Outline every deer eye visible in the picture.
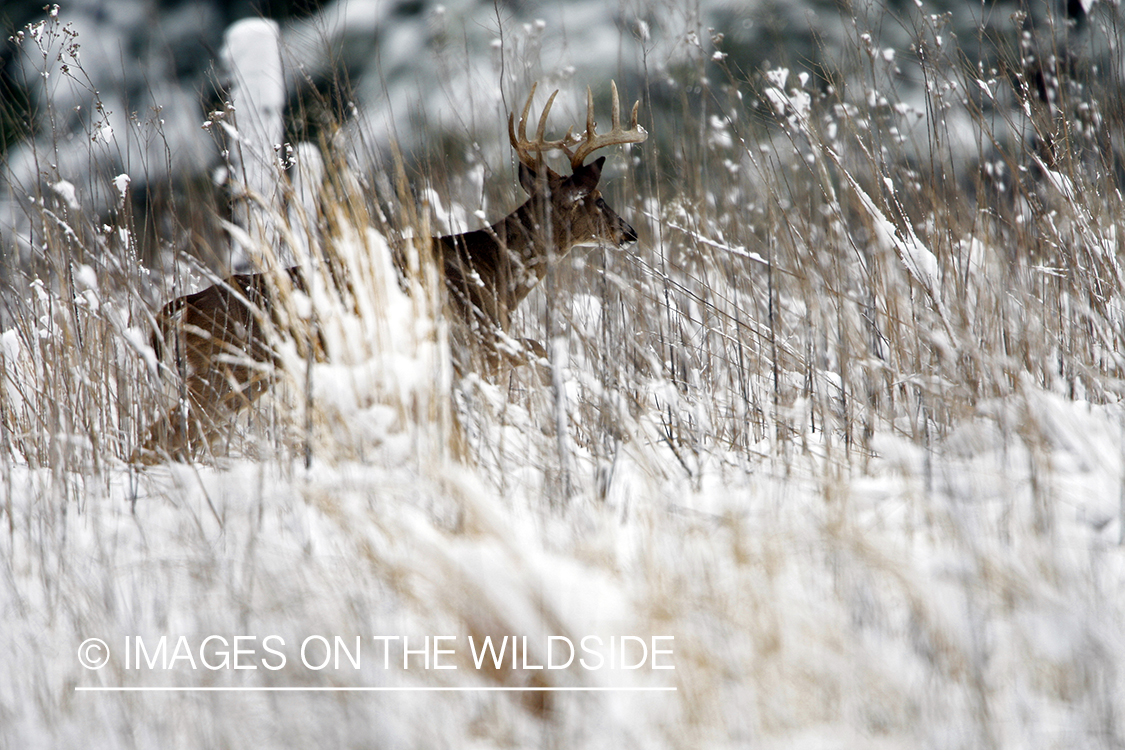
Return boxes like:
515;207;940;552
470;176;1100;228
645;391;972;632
595;197;607;209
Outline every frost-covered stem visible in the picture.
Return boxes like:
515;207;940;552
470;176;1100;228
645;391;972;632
1;345;9;539
1120;413;1125;546
550;334;572;504
304;322;315;470
766;212;781;449
542;219;572;504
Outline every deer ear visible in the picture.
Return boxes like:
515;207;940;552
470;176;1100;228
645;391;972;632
569;156;605;196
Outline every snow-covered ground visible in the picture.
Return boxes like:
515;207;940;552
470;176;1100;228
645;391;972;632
3;341;1122;747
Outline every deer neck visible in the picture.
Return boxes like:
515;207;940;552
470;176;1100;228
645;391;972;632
495;199;566;297
440;199;568;327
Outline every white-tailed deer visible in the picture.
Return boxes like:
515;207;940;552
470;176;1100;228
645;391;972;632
137;82;646;460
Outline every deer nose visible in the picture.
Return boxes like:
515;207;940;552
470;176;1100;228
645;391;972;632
620;219;638;244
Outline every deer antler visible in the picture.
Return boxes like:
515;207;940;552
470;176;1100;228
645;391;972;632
508;81;647;171
567;81;647;169
508;82;582;169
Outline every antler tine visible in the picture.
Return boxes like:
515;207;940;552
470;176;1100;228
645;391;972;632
535;89;557;146
569;79;648;169
610;80;620;131
508;82;582;169
508;81;537;167
586;86;596;149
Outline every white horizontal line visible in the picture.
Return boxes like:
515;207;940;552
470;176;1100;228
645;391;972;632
75;686;677;693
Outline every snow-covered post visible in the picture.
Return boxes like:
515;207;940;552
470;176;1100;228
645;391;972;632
288;141;325;261
221;18;285;270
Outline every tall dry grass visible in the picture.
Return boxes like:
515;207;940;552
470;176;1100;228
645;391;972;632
0;1;1122;508
480;2;1125;507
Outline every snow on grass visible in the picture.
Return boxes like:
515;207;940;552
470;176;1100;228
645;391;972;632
2;321;1124;746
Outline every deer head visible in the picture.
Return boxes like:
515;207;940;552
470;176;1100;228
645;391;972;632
507;81;647;256
437;82;650;373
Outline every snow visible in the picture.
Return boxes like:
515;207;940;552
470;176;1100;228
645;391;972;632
7;272;1122;747
111;173;130;201
51;180;80;210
